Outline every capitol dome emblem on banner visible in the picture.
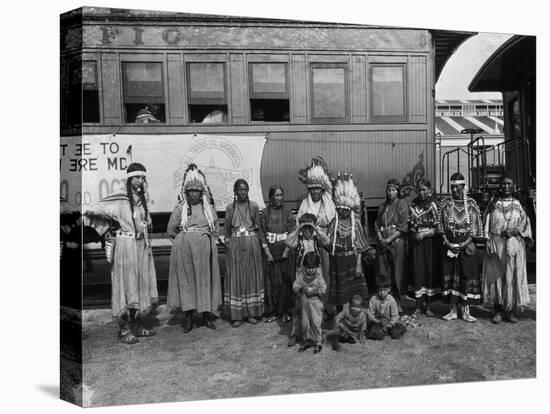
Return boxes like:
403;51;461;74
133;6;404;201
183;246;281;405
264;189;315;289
173;136;252;210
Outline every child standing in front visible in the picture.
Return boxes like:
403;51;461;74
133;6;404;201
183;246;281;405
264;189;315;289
292;252;326;354
285;213;329;346
366;274;406;340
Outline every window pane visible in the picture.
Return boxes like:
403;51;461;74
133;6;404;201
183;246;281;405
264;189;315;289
251;63;286;94
312;68;345;118
372;66;404;117
188;63;225;99
82;61;97;90
123;62;163;98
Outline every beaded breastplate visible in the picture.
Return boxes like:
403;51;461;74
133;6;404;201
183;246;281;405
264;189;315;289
442;197;473;237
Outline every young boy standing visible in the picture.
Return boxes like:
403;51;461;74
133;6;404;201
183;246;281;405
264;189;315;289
366;274;406;340
292;252;326;354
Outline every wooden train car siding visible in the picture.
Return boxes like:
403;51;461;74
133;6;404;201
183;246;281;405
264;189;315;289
260;130;432;207
409;55;428;124
291;55;308;124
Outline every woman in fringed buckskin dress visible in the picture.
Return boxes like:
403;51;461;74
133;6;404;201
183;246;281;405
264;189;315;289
482;176;533;324
84;163;158;344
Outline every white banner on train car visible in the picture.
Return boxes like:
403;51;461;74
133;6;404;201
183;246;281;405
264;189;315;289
60;134;267;212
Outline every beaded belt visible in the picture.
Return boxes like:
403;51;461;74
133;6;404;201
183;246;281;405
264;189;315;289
116;230;144;240
185;227;210;235
232;230;258;237
267;232;288;244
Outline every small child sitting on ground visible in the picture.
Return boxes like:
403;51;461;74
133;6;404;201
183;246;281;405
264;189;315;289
366;274;406;340
292;251;326;354
330;295;367;351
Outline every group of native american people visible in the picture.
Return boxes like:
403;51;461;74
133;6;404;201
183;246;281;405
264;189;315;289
79;157;533;352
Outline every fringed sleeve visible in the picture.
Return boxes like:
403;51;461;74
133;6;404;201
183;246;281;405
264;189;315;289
83;198;123;237
517;202;533;240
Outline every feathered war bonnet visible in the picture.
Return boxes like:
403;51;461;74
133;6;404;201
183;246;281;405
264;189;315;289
333;173;361;211
306;157;333;194
179;163;215;232
331;172;361;254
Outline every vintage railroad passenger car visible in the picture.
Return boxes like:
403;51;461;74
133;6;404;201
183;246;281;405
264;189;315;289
60;7;474;305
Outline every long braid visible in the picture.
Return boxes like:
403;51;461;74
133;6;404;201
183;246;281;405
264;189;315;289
126;179;138;235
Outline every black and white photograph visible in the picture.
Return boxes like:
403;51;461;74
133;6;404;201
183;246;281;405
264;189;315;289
4;0;547;412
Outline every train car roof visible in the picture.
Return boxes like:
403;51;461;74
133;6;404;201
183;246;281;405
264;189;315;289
61;7;474;81
469;35;536;92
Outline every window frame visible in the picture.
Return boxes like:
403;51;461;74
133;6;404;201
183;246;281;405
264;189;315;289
310;63;350;124
82;59;101;124
369;63;408;123
248;62;289;100
186;62;227;106
121;61;166;105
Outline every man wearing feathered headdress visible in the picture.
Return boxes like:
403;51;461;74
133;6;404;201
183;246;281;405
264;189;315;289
326;173;369;311
296;157;336;229
166;164;221;333
84;162;159;345
296;157;336;309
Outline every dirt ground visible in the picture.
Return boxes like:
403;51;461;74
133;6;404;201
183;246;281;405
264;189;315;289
75;286;536;407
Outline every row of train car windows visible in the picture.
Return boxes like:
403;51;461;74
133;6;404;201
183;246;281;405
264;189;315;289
70;61;406;125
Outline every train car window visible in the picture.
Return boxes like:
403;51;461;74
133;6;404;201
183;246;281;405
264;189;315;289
83;61;100;123
249;63;289;122
122;62;165;123
187;63;227;124
66;59;82;127
370;64;407;122
310;64;349;123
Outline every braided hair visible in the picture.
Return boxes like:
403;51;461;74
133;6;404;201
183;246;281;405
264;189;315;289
126;173;149;234
266;185;284;227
